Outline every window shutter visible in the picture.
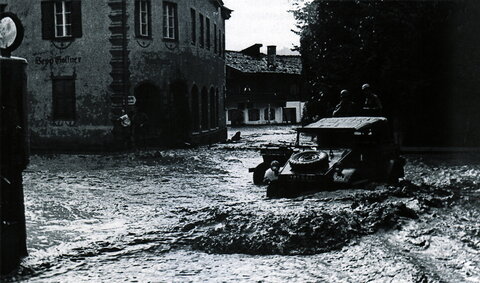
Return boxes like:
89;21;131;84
41;1;55;40
71;0;83;38
174;4;178;40
134;0;140;37
147;1;152;37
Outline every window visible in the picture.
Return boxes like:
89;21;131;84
222;33;225;58
227;110;235;122
135;0;151;38
41;0;82;40
0;4;6;12
190;8;196;45
163;1;177;40
205;17;210;50
55;1;71;37
248;109;260;121
52;76;76;121
283;108;297;123
199;13;204;48
214;24;217;53
264;108;276;121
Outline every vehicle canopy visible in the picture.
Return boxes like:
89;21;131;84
296;117;392;147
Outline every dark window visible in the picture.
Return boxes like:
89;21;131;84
227;110;235;122
190;8;196;45
52;76;76;121
135;0;151;38
41;0;82;40
283;108;297;123
205;17;210;50
0;4;6;12
222;33;225;58
264;108;275;121
199;13;204;48
213;24;217;53
163;1;178;40
248;109;260;121
218;29;222;56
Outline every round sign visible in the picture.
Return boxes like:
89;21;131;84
0;12;24;57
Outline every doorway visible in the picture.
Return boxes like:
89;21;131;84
134;83;163;144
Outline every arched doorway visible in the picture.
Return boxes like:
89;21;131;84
210;87;216;128
191;85;200;132
201;87;209;130
170;80;189;142
134;83;163;145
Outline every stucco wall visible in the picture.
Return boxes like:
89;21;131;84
5;0;228;150
7;0;113;150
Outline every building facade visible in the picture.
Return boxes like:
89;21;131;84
2;0;230;151
225;44;305;126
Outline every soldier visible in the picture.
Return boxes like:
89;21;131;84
332;89;358;117
263;160;280;184
360;83;383;116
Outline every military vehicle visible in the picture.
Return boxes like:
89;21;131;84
250;117;405;198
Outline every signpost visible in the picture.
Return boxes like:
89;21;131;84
1;12;28;275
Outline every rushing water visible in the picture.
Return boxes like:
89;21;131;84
6;126;480;282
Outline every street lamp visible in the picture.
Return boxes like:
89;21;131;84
0;12;24;58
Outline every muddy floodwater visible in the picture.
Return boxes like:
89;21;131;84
6;126;480;282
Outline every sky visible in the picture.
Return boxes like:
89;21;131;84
222;0;300;55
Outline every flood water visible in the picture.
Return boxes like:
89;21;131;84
6;126;480;282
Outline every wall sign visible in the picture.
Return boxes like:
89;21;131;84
35;56;82;65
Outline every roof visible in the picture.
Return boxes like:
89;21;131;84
299;117;387;132
225;51;302;75
211;0;232;19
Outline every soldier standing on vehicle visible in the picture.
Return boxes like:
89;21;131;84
360;83;383;116
332;89;358;117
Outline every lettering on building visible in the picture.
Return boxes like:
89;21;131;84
34;56;82;66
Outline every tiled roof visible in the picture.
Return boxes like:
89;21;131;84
225;51;302;75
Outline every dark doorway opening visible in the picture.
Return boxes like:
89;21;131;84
283;108;297;124
170;80;190;143
201;87;209;130
191;85;200;132
134;83;163;145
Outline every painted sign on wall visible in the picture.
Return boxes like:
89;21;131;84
35;56;82;65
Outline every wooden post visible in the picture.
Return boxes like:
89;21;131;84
0;57;29;275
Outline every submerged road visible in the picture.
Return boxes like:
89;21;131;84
5;126;480;282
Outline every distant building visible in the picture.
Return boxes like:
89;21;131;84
3;0;231;151
225;44;305;126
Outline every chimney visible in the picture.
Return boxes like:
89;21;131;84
267;45;276;68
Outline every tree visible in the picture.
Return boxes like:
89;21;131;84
292;0;478;146
294;0;453;116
